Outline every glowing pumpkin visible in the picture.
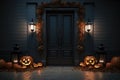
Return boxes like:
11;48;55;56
79;62;86;67
20;56;33;66
84;56;97;66
94;63;103;69
33;63;38;68
37;62;43;67
22;66;27;69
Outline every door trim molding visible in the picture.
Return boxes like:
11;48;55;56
36;1;85;66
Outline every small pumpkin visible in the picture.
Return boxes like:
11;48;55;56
37;62;43;67
94;63;103;69
5;62;12;69
22;66;27;69
106;62;111;69
13;64;22;69
0;59;6;68
20;56;33;66
79;62;86;67
84;56;97;66
33;63;38;68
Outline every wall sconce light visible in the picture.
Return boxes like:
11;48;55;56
29;18;36;32
85;19;93;33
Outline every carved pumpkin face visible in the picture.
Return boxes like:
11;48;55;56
20;56;33;66
84;56;97;66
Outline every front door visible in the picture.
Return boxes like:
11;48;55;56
46;10;74;66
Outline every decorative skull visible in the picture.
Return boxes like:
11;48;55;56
20;56;33;66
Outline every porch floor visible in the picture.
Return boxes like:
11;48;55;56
0;66;120;80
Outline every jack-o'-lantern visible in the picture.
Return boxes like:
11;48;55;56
84;56;97;66
20;56;33;66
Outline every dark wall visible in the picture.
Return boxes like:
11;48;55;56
94;0;120;60
0;0;27;61
0;0;120;62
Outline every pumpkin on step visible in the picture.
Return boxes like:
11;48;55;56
37;62;43;67
106;62;111;69
13;64;22;69
0;59;6;68
79;62;86;67
20;56;33;67
111;56;120;68
84;56;97;66
5;62;12;69
94;63;103;69
33;63;38;68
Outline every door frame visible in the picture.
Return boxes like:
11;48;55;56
37;1;85;66
45;10;75;66
43;8;79;66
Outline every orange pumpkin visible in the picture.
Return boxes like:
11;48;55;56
79;62;86;67
20;56;33;66
13;64;22;69
94;63;103;68
84;56;97;66
33;63;38;68
111;56;120;68
5;62;12;69
0;59;6;68
37;62;43;67
106;62;111;69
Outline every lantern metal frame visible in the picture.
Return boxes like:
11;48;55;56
96;44;107;66
10;44;20;64
29;18;36;32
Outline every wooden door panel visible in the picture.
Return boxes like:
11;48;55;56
46;11;74;65
63;51;72;57
61;15;73;62
47;50;58;57
47;15;58;48
62;15;73;48
46;15;58;62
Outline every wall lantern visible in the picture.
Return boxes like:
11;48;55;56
29;19;36;32
96;44;106;65
85;19;93;33
99;57;105;63
10;44;20;64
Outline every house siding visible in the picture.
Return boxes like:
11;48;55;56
94;0;120;60
0;0;120;62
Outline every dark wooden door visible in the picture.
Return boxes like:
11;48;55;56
46;10;74;66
